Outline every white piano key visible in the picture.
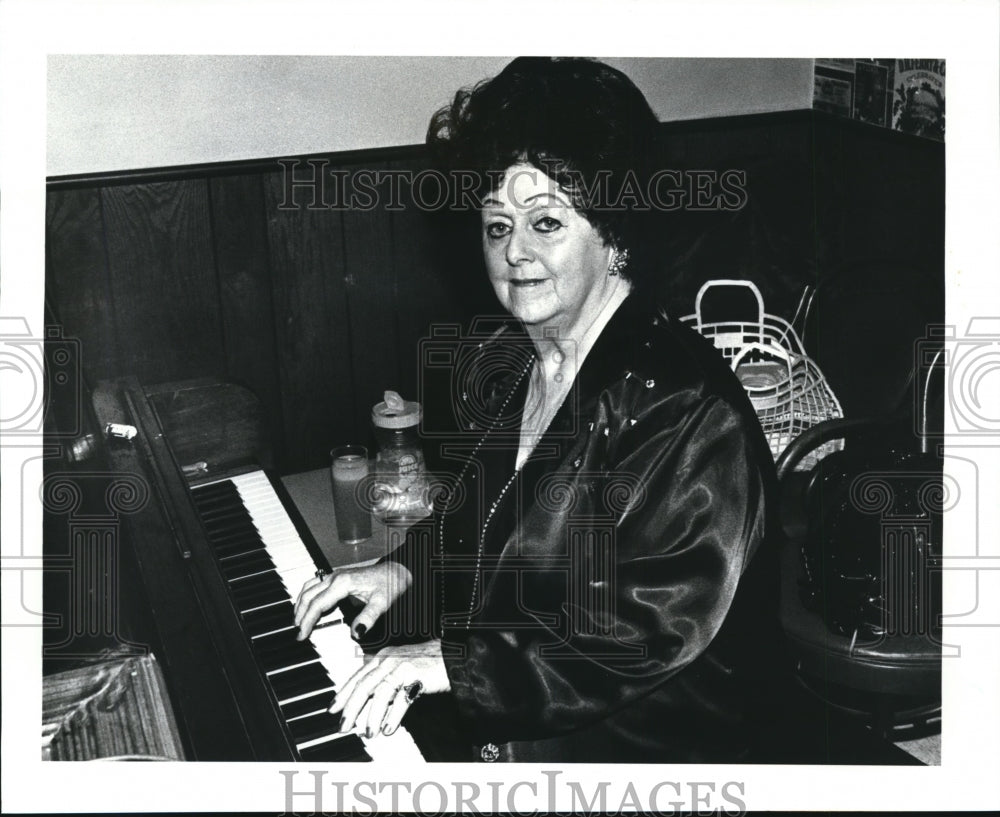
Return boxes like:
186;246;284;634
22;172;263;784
278;565;318;596
310;619;366;689
271;555;316;579
364;725;425;763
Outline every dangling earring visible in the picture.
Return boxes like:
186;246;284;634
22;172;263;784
608;247;629;277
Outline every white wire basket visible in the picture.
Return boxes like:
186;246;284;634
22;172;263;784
681;279;844;471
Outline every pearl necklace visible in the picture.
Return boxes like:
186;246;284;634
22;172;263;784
439;350;536;630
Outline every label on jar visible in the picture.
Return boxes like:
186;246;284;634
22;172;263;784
372;448;430;521
376;449;424;490
398;453;420;479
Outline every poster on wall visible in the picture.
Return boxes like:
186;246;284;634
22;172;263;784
853;59;893;126
813;63;853;117
813;58;945;141
892;59;945;141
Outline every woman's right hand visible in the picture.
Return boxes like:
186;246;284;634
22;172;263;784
294;561;413;641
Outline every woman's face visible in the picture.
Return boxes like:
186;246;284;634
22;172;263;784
481;164;616;335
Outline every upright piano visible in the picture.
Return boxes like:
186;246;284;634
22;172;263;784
43;375;456;762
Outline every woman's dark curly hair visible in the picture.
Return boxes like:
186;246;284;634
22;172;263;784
426;57;659;286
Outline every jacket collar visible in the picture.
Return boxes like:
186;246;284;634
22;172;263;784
515;292;652;474
471;292;658;559
573;290;652;409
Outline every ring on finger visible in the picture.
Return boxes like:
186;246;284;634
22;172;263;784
402;680;423;705
378;681;420;738
315;568;331;580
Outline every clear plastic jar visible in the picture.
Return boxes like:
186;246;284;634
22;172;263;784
371;391;430;523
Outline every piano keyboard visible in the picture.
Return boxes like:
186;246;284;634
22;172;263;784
189;470;424;763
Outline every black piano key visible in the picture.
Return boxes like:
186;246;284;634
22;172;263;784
256;641;319;674
223;553;277;582
197;501;252;520
190;481;239;502
203;518;260;538
231;581;289;612
288;711;345;744
198;505;256;536
230;569;285;595
242;602;295;636
192;499;245;520
209;527;264;549
269;663;333;702
216;546;268;567
252;626;299;651
196;490;251;511
230;570;285;595
202;515;258;535
208;534;264;555
205;517;261;538
253;628;303;661
192;477;237;491
281;690;334;721
233;588;288;613
220;550;275;581
198;501;253;520
243;602;295;631
191;482;240;506
255;629;320;660
256;631;318;659
298;734;371;762
197;481;243;498
249;620;296;639
207;533;265;555
214;539;266;560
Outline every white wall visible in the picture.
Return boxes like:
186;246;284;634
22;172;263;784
46;56;814;176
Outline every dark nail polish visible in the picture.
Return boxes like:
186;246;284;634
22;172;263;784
353;623;367;638
365;727;373;739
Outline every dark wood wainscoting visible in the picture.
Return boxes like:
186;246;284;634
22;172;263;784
46;111;944;472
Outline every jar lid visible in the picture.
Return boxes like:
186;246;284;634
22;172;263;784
372;390;421;429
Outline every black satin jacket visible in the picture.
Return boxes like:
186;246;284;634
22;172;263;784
390;294;785;763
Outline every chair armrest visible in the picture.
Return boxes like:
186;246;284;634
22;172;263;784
775;416;889;481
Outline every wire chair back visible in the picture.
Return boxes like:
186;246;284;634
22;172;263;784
682;279;844;470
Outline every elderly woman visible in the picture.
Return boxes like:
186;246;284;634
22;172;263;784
295;57;783;763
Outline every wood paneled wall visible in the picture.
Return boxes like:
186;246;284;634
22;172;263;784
46;111;944;473
46;148;470;472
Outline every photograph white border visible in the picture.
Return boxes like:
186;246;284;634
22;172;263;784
2;0;998;812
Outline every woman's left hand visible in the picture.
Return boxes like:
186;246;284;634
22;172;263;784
331;639;450;739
